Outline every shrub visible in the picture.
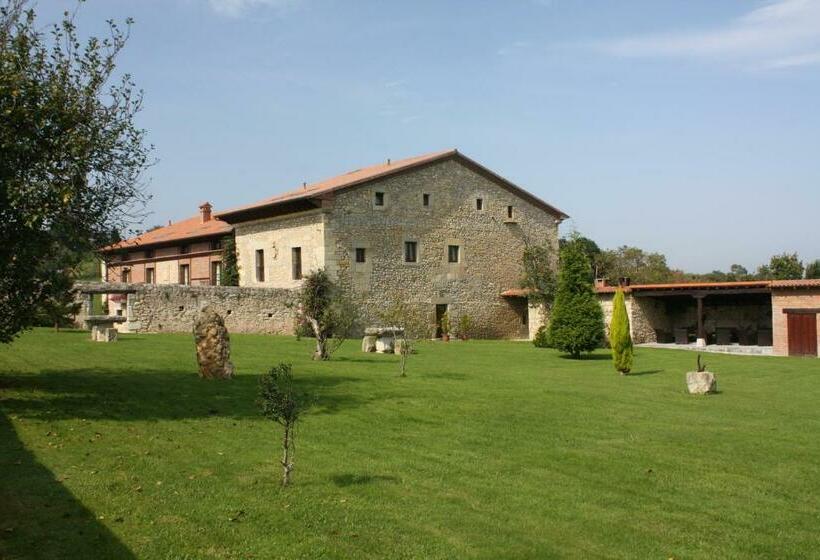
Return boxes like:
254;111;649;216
548;235;605;358
532;324;550;348
609;289;633;374
457;314;473;340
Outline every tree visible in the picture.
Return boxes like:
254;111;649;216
294;269;358;360
766;253;804;280
257;363;306;487
380;297;430;377
559;235;601;280
596;246;674;285
728;264;750;281
221;236;240;286
806;260;820;280
609;289;633;374
1;2;151;343
520;241;558;320
548;236;606;359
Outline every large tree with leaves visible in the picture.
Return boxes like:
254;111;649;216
548;235;605;359
0;1;151;342
294;269;358;361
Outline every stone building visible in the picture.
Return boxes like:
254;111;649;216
216;149;568;339
596;279;820;357
98;202;233;319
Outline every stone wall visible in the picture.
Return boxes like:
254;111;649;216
598;293;659;345
771;288;820;356
75;283;296;335
326;158;561;339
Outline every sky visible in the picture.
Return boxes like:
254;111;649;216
38;0;820;273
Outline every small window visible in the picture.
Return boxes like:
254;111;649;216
210;239;222;251
145;267;155;284
292;247;302;280
122;268;131;283
507;205;514;219
180;245;190;255
211;262;222;286
355;247;366;263
374;192;385;206
448;245;460;263
423;193;430;207
255;249;265;282
404;241;418;263
144;248;155;259
476;198;483;211
179;264;190;285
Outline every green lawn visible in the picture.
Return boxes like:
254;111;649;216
1;330;819;559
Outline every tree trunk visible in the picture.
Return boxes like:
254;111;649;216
281;422;293;487
306;315;328;360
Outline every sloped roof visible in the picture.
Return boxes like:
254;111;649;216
100;215;232;252
217;149;569;222
770;278;820;289
594;278;820;294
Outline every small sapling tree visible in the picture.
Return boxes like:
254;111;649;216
257;363;305;487
294;269;358;360
548;235;605;359
380;298;430;377
609;288;633;374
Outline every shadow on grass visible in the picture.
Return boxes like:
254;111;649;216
0;412;136;559
628;369;664;376
0;368;371;421
331;473;399;487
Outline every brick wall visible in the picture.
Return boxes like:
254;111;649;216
771;289;820;356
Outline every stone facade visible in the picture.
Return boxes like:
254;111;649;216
771;288;820;357
232;158;561;339
599;293;663;344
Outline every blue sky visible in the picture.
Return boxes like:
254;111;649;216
41;0;820;272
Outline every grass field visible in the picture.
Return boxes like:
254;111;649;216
1;329;819;559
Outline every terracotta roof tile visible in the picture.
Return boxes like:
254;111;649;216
100;215;232;252
217;149;569;221
770;278;820;289
595;279;820;294
501;288;533;297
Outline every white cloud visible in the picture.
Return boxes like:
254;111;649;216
599;0;820;68
497;40;529;56
763;49;820;68
208;0;301;18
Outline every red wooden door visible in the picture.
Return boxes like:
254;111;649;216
787;313;818;357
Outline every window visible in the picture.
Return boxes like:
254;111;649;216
211;262;222;286
448;245;460;263
145;267;155;284
355;247;366;263
423;193;430;207
145;248;155;259
210;239;222;251
255;249;265;282
476;198;483;211
404;241;418;263
292;247;302;280
374;191;385;206
507;205;514;219
180;245;190;255
179;264;190;285
121;268;131;283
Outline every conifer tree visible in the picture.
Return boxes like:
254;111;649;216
548;236;605;359
609;288;633;374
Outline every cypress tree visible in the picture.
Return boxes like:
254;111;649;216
221;236;240;286
609;288;633;374
548;236;605;359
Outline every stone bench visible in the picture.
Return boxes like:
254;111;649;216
362;327;405;354
85;315;126;342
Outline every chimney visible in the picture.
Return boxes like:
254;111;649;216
199;202;212;223
618;277;631;287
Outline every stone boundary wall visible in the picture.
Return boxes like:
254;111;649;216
74;283;297;335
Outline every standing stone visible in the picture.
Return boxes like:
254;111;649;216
686;371;717;395
193;307;235;380
375;335;394;354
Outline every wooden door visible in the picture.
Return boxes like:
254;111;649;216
787;313;818;357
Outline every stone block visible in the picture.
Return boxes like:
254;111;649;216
103;328;118;342
193;306;235;380
361;335;377;352
686;371;717;395
375;336;394;353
